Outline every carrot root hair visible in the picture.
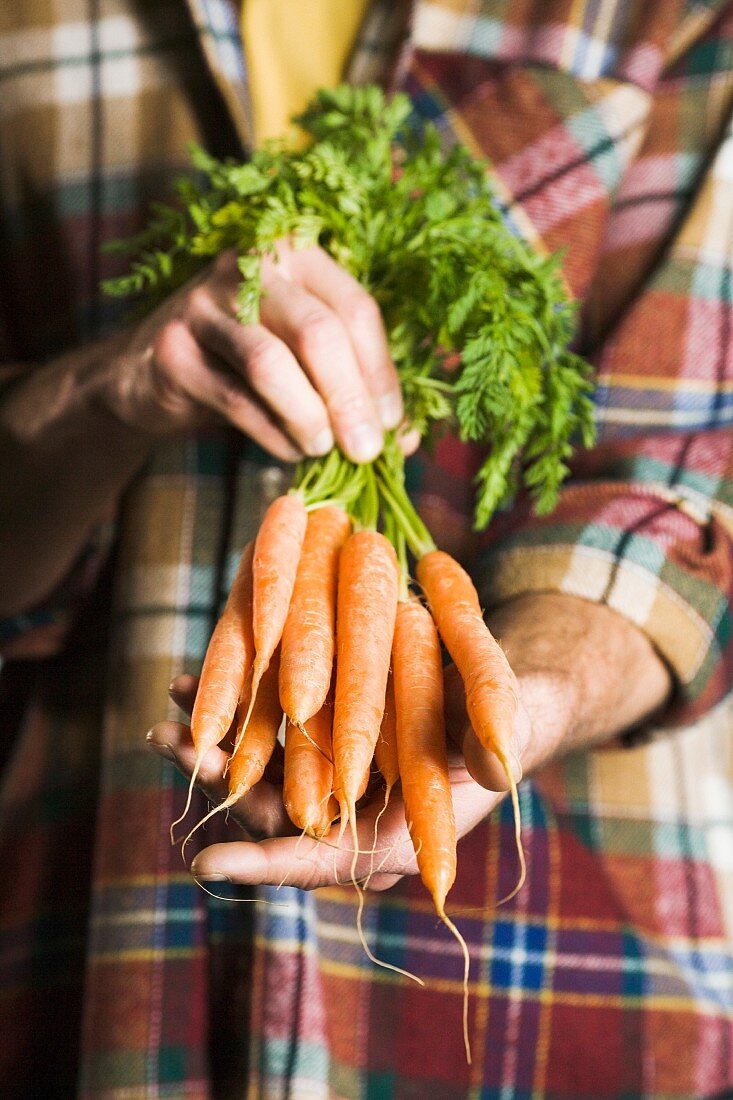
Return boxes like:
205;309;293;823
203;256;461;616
293;719;333;764
495;751;526;905
365;781;393;890
169;755;203;845
191;875;291;909
350;815;424;986
180;786;242;861
227;665;263;767
437;906;472;1066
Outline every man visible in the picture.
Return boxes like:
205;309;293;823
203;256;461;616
1;1;731;1096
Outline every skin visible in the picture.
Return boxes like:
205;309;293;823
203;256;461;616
147;591;671;892
0;241;416;617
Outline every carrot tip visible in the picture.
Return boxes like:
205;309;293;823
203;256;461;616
351;815;424;987
169;756;202;845
180;788;241;862
496;765;526;906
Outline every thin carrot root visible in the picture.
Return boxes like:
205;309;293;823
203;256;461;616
495;753;526;905
169;756;203;845
228;665;263;762
437;906;472;1066
276;826;311;890
365;782;393;890
350;816;424;986
294;720;332;763
192;875;292;909
180;787;242;861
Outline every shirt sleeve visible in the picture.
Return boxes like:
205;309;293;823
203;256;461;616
410;5;733;725
0;361;116;661
477;432;733;726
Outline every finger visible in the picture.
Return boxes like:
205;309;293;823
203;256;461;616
147;720;230;803
168;674;199;717
365;873;403;892
277;245;402;431
444;663;526;791
397;426;421;456
192;801;418;888
191;834;411;890
154;321;303;461
461;728;515;791
187;292;335;457
260;274;384;463
146;720;293;838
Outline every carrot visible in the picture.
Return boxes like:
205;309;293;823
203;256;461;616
393;600;455;913
228;647;283;798
331;530;399;836
283;700;337;838
182;649;283;852
374;672;399;794
366;672;400;881
232;493;307;757
279;505;351;728
329;532;425;984
393;597;471;1063
170;541;255;841
416;549;526;898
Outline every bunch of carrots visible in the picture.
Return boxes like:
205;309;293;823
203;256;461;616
178;444;524;911
173;444;527;1062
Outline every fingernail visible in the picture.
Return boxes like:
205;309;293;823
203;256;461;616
377;391;402;430
307;427;335;456
282;443;304;463
346;422;382;463
194;871;231;883
146;735;175;761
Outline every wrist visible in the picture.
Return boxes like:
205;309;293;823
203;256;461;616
486;592;672;763
97;327;172;438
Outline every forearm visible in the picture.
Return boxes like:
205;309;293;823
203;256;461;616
489;592;672;776
0;333;153;616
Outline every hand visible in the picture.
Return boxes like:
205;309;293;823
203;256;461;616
107;240;414;463
146;671;530;891
146;592;671;892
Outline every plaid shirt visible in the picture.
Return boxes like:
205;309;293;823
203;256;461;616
1;1;732;1097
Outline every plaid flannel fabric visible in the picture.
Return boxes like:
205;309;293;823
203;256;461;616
0;1;732;1097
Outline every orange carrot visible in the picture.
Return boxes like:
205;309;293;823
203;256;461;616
392;597;471;1063
416;550;518;771
374;672;399;794
182;649;284;851
232;493;307;756
279;505;351;727
228;647;283;798
392;600;455;916
192;541;254;755
283;700;337;838
170;541;255;840
331;530;399;835
416;549;525;898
